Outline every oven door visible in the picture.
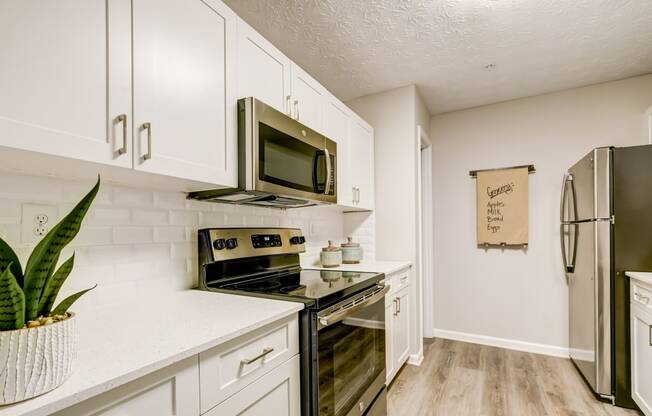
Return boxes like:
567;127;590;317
316;285;388;416
247;97;337;203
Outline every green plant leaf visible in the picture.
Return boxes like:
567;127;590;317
0;238;23;288
23;176;99;321
0;265;25;330
52;284;96;316
38;254;74;317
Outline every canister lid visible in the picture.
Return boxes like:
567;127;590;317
341;237;360;248
322;240;341;252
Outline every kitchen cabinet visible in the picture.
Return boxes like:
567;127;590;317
386;268;411;384
0;0;131;168
236;19;292;115
348;114;375;210
0;0;237;188
204;355;300;416
631;278;652;416
323;95;353;206
290;64;328;132
132;0;237;186
52;356;200;416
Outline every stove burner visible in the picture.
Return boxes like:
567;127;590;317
279;284;306;294
233;280;282;292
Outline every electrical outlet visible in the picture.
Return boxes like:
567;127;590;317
21;204;59;244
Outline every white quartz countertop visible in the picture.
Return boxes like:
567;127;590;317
0;290;303;416
626;271;652;286
303;260;412;275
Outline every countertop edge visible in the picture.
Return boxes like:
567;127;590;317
626;271;652;287
8;301;303;416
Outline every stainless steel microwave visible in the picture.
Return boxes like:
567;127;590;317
188;97;337;208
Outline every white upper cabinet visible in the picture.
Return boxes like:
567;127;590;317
323;95;352;206
0;0;132;168
348;114;375;210
132;0;237;186
236;19;292;115
290;64;327;133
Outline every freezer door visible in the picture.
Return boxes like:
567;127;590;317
567;148;612;221
568;220;612;396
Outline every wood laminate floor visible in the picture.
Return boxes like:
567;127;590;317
387;339;642;416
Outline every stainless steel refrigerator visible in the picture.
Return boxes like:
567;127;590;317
561;144;652;408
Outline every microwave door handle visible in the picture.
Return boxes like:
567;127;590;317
324;148;332;195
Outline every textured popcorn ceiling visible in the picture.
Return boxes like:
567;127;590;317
224;0;652;114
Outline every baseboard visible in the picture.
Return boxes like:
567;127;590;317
432;328;570;358
407;350;424;366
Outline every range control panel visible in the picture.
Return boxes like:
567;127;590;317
202;228;306;261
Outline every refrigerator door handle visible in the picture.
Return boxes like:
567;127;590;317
560;173;578;224
560;222;578;273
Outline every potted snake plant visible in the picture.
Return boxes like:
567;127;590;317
0;177;99;405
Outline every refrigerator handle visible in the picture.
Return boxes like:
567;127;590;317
560;223;578;273
560;173;577;223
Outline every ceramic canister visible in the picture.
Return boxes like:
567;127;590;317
320;240;342;268
340;237;363;264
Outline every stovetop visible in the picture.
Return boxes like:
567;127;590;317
207;269;384;310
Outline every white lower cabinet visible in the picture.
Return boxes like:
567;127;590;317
204;355;300;416
51;315;300;416
53;356;200;416
385;268;411;384
631;279;652;416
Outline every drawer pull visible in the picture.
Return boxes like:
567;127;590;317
635;292;650;304
241;347;274;365
649;325;652;347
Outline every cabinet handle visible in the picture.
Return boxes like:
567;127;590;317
396;297;401;314
293;99;299;120
636;292;650;304
286;95;292;116
649;325;652;347
393;299;398;316
356;188;361;204
142;122;152;161
241;347;274;365
115;114;128;156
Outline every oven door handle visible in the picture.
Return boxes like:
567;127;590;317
318;285;389;330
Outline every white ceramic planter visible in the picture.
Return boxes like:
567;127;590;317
0;313;76;405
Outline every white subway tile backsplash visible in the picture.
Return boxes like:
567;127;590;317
113;186;154;208
113;226;154;244
199;211;225;227
154;191;186;209
154;226;187;243
0;173;374;311
132;208;169;226
0;200;20;224
73;226;113;246
170;210;198;226
90;207;131;226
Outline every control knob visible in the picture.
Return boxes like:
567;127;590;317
225;238;238;250
212;239;225;250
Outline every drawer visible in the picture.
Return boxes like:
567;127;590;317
204;354;300;416
199;314;299;413
392;269;410;293
632;280;652;311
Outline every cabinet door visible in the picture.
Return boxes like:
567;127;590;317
393;287;410;369
349;115;375;210
323;96;353;206
631;304;652;416
0;0;132;167
385;300;396;384
52;357;199;416
290;64;326;133
132;0;237;186
205;355;300;416
237;19;292;115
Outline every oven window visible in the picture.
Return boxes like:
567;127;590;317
318;298;385;416
259;122;321;193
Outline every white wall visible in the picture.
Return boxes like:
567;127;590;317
0;172;371;313
347;84;430;361
430;74;652;354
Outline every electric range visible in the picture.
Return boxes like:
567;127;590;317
198;228;387;416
